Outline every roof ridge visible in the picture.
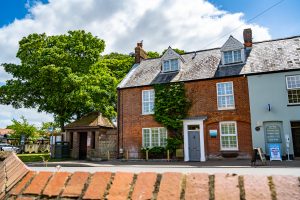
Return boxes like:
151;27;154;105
142;34;300;61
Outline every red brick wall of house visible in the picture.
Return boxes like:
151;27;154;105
118;76;252;159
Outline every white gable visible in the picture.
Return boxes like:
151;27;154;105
161;47;184;62
221;36;244;52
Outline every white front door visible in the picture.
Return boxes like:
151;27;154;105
183;120;206;162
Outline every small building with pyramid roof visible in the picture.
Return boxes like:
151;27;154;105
64;112;117;160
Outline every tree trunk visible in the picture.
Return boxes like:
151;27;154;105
60;119;65;132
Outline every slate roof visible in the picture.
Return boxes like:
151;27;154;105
64;112;114;129
118;36;300;89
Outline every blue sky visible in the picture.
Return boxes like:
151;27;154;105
209;0;300;39
0;0;299;127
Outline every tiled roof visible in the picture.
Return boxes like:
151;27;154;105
0;129;13;136
1;154;300;200
64;112;114;129
118;36;300;89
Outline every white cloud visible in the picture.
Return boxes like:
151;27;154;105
0;105;53;128
0;0;271;126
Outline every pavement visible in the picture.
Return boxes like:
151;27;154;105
28;159;300;176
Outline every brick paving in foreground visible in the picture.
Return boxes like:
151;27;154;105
5;171;300;200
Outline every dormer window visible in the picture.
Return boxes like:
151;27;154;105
162;59;179;72
223;50;242;64
221;36;245;65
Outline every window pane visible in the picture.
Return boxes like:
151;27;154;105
142;90;155;114
288;89;300;104
287;75;300;89
170;59;179;71
151;128;159;147
143;129;150;147
217;82;234;109
224;51;233;64
163;60;170;72
233;50;241;62
220;122;238;149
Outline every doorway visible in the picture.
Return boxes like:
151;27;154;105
183;119;206;162
291;122;300;157
79;132;87;159
188;125;201;161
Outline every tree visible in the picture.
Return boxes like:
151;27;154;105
7;116;38;140
99;52;135;82
0;30;117;131
161;48;185;56
38;121;60;138
147;51;160;58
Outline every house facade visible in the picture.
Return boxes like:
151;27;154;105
118;30;300;161
118;29;256;161
244;35;300;159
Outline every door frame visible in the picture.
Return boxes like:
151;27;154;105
183;119;205;162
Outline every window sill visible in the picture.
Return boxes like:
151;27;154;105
141;113;154;115
287;104;300;107
220;149;239;152
218;107;236;111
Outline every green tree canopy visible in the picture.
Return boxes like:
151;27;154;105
0;30;118;130
147;48;185;59
7;116;38;140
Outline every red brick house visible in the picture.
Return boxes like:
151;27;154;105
118;29;255;161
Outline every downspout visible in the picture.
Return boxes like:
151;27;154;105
117;88;120;158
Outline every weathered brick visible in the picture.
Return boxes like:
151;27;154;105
61;172;89;198
157;172;183;200
10;171;36;195
244;175;271;200
42;172;70;197
185;173;209;200
23;171;52;195
272;175;300;200
215;173;240;200
83;172;112;199
119;77;252;159
107;172;134;200
16;197;35;200
131;172;157;200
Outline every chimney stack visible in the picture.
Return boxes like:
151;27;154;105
135;41;147;63
243;28;252;48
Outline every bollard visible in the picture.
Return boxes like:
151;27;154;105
167;150;170;161
146;150;149;161
126;150;129;160
107;151;110;160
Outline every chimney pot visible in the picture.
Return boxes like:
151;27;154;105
135;41;147;63
243;28;252;48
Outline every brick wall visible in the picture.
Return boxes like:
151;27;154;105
6;171;300;200
66;128;117;160
118;76;252;159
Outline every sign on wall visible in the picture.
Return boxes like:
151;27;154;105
209;130;217;138
269;143;282;161
266;125;282;143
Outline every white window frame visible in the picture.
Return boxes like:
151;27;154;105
142;89;155;115
216;81;235;110
142;127;168;148
223;50;242;64
286;75;300;104
219;121;238;151
162;59;179;72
